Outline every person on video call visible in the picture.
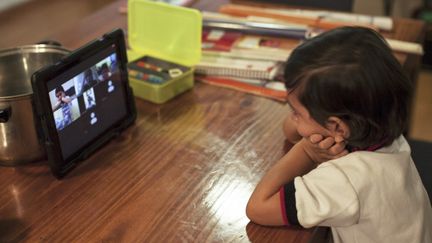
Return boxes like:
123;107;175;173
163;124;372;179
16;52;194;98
98;63;112;82
81;69;98;94
53;86;73;129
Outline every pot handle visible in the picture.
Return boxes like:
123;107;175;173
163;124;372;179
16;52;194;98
0;107;11;123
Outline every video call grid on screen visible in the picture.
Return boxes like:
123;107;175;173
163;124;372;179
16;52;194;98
47;45;128;160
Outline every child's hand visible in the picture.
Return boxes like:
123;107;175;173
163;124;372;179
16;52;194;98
301;134;348;164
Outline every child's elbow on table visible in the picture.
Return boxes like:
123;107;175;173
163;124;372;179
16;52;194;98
245;194;285;226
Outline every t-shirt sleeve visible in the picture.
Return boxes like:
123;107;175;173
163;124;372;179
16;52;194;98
280;163;360;228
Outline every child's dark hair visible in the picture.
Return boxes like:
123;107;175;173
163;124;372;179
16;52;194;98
284;26;412;148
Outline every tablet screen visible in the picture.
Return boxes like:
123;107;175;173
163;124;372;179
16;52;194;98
47;44;128;160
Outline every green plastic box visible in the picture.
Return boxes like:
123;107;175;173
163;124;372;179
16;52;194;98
127;0;202;104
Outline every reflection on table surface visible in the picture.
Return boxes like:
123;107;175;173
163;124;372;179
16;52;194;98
0;0;425;241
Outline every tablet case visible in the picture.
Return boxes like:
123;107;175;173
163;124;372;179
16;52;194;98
31;29;136;179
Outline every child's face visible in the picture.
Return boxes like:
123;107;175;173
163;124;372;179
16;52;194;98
56;91;65;99
287;92;333;139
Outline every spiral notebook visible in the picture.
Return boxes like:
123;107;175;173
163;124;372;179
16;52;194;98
195;53;282;80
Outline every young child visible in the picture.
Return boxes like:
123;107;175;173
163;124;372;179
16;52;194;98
246;26;432;243
53;86;73;129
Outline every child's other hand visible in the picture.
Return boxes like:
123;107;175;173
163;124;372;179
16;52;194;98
302;134;348;164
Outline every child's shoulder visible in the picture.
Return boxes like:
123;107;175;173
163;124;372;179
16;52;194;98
310;135;412;187
321;135;409;167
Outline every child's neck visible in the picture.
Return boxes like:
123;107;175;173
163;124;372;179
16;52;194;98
348;140;387;152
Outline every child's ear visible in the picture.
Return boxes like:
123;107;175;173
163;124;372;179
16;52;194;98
325;116;350;142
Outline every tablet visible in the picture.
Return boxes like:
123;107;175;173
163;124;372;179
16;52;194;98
32;29;136;178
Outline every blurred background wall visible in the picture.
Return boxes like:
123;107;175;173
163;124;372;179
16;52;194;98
354;0;423;17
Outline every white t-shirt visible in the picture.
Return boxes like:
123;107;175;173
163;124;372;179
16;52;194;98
282;136;432;243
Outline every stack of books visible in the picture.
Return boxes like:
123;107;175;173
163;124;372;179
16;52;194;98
195;7;423;102
195;12;307;101
195;29;294;101
200;28;298;62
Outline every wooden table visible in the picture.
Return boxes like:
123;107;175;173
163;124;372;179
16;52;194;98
0;0;425;242
0;1;313;242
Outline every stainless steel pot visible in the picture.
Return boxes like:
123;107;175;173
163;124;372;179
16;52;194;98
0;44;69;165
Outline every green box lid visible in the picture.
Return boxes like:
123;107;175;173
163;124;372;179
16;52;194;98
128;0;202;66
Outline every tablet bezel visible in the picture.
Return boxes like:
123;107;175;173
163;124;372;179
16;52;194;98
31;29;136;179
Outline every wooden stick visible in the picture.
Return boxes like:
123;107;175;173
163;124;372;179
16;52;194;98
219;4;376;30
